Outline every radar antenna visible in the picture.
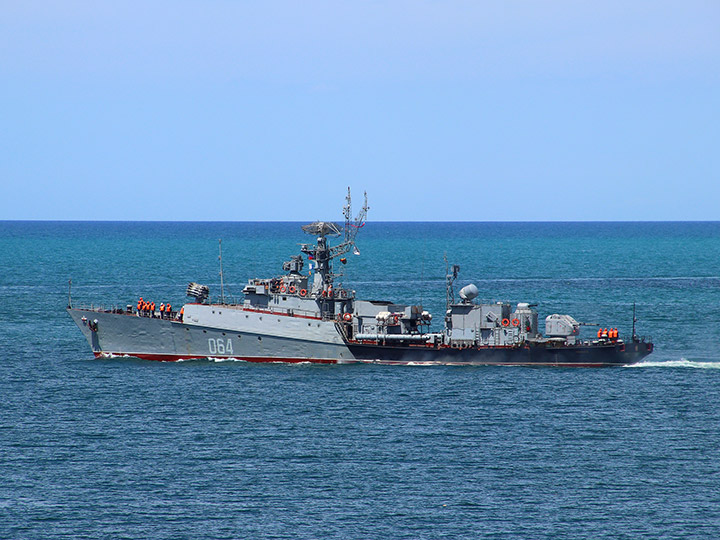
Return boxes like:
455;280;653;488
299;188;369;293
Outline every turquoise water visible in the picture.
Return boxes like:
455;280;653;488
2;221;720;538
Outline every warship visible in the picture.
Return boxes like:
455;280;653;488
68;190;653;367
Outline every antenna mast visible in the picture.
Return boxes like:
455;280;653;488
299;188;369;295
68;279;72;308
219;239;225;305
444;255;460;312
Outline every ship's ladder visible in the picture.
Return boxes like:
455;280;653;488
334;320;351;342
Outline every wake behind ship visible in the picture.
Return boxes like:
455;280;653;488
68;190;653;367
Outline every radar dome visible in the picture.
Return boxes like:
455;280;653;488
459;284;479;301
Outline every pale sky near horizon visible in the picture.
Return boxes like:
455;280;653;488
2;1;719;221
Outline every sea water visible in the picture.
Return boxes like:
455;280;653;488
1;221;720;539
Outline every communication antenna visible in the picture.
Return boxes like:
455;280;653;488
68;279;72;308
219;239;225;305
632;302;637;341
420;243;425;309
444;254;460;311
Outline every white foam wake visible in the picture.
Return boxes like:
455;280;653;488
98;352;132;359
207;356;246;363
626;358;720;369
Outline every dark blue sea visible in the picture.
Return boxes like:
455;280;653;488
2;221;720;539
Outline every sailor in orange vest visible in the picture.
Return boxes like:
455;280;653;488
166;304;171;317
137;297;143;315
179;307;184;322
597;328;602;339
150;302;155;317
159;303;165;319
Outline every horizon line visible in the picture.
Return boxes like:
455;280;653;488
2;219;720;224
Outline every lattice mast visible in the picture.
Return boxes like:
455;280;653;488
300;187;368;294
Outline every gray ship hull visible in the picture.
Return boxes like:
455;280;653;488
68;308;652;367
67;308;355;364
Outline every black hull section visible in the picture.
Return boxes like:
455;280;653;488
347;340;653;367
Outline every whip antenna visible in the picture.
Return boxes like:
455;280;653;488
219;239;225;305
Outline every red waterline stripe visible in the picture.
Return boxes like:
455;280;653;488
94;352;339;364
94;352;622;367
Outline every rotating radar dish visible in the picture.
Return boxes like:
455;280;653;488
301;221;342;237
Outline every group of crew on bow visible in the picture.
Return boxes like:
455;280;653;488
137;297;173;319
597;328;619;340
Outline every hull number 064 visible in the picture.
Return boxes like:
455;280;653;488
208;338;233;355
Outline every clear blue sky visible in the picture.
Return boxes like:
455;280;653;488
2;1;718;221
